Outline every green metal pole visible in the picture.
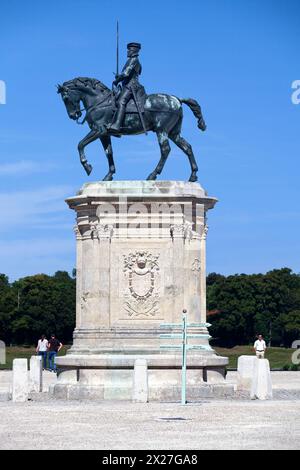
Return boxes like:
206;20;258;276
181;309;187;405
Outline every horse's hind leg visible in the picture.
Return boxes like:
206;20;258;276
147;132;171;180
169;132;198;182
99;135;116;181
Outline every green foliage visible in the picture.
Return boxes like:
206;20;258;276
1;267;299;348
208;268;300;347
0;271;75;345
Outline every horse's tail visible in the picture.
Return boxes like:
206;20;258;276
180;98;206;131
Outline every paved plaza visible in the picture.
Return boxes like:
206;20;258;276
0;398;299;450
0;371;299;450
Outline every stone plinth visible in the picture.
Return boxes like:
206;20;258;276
12;359;28;402
29;355;43;393
250;359;273;400
132;359;148;403
0;340;5;365
53;181;233;400
237;355;257;391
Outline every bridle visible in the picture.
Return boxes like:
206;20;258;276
63;86;114;125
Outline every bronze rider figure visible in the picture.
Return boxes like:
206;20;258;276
109;42;142;134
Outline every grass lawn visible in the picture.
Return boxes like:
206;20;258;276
0;345;296;370
215;345;295;369
0;346;70;370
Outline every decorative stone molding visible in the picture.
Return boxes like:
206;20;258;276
80;291;89;315
191;258;201;272
123;251;160;318
201;224;209;240
90;221;114;240
73;224;82;240
170;220;193;241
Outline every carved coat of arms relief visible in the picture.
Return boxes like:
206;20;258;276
123;251;160;318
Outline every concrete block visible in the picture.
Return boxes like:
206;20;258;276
251;358;273;400
0;340;5;365
132;359;148;403
29;355;43;393
12;359;28;402
237;355;257;390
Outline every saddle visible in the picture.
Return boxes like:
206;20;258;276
113;85;147;114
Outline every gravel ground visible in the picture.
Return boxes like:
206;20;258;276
0;371;299;450
226;371;300;390
0;398;299;450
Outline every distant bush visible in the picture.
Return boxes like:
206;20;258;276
282;363;299;371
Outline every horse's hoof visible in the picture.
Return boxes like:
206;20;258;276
84;163;93;176
103;173;113;181
147;173;157;181
198;119;207;131
189;173;198;182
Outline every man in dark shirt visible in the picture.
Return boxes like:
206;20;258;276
48;334;63;372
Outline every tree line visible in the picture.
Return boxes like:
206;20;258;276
0;267;299;347
207;268;300;347
0;271;75;345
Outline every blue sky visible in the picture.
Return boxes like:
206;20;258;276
0;0;299;280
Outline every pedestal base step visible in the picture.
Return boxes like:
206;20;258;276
51;382;234;401
52;354;233;401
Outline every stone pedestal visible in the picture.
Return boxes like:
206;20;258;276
53;181;233;400
132;359;148;403
250;359;273;400
237;355;257;391
12;359;28;402
29;355;43;393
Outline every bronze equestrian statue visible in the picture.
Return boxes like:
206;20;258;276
57;42;206;182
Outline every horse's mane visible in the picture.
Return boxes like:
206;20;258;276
63;77;110;92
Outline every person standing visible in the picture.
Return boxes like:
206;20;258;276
36;334;48;370
254;334;267;359
48;334;63;372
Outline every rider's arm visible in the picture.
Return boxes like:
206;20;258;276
115;58;138;82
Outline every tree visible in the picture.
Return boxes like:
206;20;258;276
207;268;300;347
10;272;76;345
0;274;16;344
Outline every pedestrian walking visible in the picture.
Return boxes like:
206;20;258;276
48;334;63;372
36;334;48;370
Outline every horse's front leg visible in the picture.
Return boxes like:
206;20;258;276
78;129;99;175
99;135;116;181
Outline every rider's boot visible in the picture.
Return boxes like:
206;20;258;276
109;105;126;134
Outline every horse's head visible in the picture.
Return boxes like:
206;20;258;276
57;78;110;122
57;81;82;121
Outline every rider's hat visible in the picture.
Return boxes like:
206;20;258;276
127;42;141;50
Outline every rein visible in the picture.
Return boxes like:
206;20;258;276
76;92;113;125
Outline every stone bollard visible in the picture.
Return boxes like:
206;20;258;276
30;355;43;393
250;358;273;400
132;359;148;403
0;340;5;365
237;355;257;390
12;359;28;402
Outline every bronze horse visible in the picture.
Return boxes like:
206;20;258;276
57;77;206;181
